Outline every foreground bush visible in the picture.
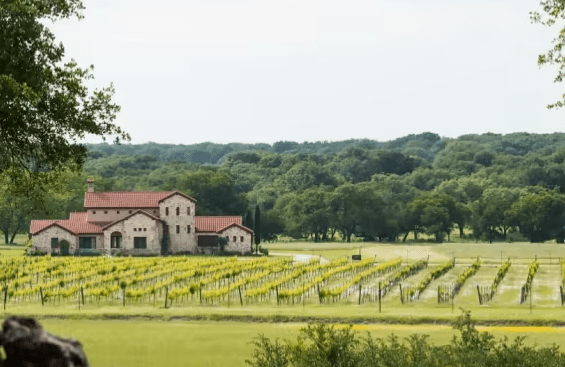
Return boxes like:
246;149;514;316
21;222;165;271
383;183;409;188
246;310;565;367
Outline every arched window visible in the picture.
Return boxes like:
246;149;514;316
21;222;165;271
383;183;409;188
111;231;122;249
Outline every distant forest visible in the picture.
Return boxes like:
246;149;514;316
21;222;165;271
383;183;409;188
72;132;565;244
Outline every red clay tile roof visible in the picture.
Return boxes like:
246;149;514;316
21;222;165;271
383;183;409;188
195;216;242;233
30;220;60;234
69;212;88;221
32;220;103;235
59;220;103;234
84;192;173;208
89;221;113;228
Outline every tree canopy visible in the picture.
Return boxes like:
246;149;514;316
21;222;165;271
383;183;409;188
0;0;128;173
532;1;565;109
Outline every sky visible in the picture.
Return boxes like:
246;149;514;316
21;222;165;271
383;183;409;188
47;0;565;145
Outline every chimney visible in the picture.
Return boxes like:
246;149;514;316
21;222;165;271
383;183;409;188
87;178;94;193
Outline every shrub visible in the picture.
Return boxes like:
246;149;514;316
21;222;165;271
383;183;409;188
246;310;565;367
258;246;269;256
59;240;70;255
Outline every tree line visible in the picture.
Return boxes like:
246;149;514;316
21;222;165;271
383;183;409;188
4;132;565;244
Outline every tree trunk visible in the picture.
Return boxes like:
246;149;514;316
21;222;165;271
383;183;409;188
329;228;336;240
3;231;8;245
9;223;22;244
402;232;409;242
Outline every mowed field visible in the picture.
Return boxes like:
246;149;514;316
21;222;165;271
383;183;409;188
34;319;565;367
3;242;565;366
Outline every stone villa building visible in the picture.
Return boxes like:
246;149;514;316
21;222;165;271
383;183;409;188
29;180;253;255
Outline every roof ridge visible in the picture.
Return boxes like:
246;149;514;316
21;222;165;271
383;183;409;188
86;191;173;194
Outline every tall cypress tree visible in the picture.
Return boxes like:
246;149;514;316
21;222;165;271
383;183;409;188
254;205;261;253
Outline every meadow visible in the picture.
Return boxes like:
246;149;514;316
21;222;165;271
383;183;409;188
36;319;565;367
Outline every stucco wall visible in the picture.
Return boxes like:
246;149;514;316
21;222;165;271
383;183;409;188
103;213;162;253
86;208;160;222
159;195;196;253
32;227;77;253
219;226;252;254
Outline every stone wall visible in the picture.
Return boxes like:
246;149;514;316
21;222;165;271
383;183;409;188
32;226;78;253
103;213;162;253
220;226;252;254
86;207;159;222
159;194;196;253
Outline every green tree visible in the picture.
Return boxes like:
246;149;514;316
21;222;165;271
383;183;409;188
0;0;129;173
532;3;565;109
178;169;246;215
408;192;458;242
509;189;565;242
327;183;385;242
254;205;261;253
275;188;333;242
470;187;519;242
0;164;83;244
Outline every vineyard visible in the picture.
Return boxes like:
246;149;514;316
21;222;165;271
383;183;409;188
0;254;565;309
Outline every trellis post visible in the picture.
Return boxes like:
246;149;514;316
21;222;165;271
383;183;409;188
164;286;169;308
378;282;381;313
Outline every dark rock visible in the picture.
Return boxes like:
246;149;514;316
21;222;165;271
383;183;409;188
0;316;89;367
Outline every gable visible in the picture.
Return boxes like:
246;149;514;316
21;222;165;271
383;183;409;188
30;220;61;234
217;223;253;234
158;191;196;204
103;210;162;231
33;220;104;236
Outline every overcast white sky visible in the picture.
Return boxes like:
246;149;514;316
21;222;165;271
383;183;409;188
47;0;565;145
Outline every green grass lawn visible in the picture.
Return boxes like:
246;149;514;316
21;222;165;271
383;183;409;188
35;319;565;367
266;241;565;264
0;248;25;257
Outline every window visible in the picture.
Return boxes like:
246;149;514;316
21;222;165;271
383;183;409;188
226;236;229;242
176;225;180;234
187;207;190;215
166;207;169;216
79;237;95;249
111;232;122;249
233;236;236;242
240;236;244;242
187;225;191;233
139;228;142;232
117;210;120;214
134;237;147;249
153;210;156;214
129;210;132;214
197;235;218;247
176;207;179;216
143;228;147;232
134;228;137;231
104;210;107;214
92;210;96;214
50;238;59;249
